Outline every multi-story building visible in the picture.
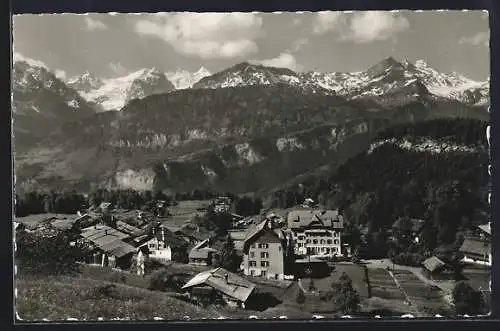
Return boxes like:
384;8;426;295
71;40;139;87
287;209;344;257
242;219;290;280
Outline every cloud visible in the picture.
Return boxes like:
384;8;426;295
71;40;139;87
311;11;409;43
109;62;127;76
84;16;108;31
347;12;409;43
134;12;263;59
459;31;489;47
312;11;346;35
289;38;309;52
253;52;302;71
13;52;67;79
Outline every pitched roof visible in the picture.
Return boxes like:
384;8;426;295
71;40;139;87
80;225;135;257
287;209;343;229
116;220;144;236
422;256;447;273
459;238;491;257
182;267;256;302
189;239;217;259
478;223;491;236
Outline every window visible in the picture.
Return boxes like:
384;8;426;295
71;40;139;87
261;270;267;277
250;252;255;258
327;239;332;244
326;248;330;253
258;243;263;249
278;246;281;252
313;239;318;244
298;243;302;247
298;235;305;240
250;270;255;276
321;247;325;252
334;239;339;245
261;261;269;267
263;243;269;249
334;232;339;237
306;239;311;244
320;239;325;244
261;252;269;258
149;243;155;249
249;261;257;267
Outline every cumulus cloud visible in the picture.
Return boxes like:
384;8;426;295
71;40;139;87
347;11;409;43
13;52;67;79
84;16;108;31
253;52;302;71
311;11;409;43
109;62;127;76
459;31;489;47
312;11;346;35
134;12;263;59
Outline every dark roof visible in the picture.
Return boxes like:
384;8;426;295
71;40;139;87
178;224;214;241
182;267;256;302
422;256;447;273
80;225;135;258
287;209;343;229
116;220;144;236
459;238;491;257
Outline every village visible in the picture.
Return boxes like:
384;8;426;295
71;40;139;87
14;195;491;319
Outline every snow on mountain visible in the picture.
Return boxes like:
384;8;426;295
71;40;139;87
70;68;175;111
66;71;104;93
165;67;211;89
193;62;303;89
12;58;93;117
192;58;489;106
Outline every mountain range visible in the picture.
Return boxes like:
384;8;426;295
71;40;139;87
11;55;490;194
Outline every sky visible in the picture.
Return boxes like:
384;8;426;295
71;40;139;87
12;10;490;81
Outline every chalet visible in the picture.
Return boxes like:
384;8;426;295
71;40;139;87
170;224;214;245
79;224;136;269
213;196;232;214
243;219;290;280
189;239;218;266
139;226;188;263
421;256;455;279
459;237;491;267
115;220;144;237
287;209;344;257
477;223;491;240
182;267;256;308
96;202;112;214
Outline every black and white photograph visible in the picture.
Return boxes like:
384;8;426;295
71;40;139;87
12;10;491;321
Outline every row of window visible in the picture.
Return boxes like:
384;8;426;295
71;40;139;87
306;247;338;253
249;252;269;258
248;261;270;267
297;232;339;240
297;239;340;245
251;243;269;249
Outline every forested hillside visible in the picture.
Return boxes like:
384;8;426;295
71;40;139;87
268;118;489;262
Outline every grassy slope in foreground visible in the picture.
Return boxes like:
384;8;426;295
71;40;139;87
15;274;219;321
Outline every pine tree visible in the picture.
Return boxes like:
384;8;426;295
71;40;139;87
332;273;360;314
219;235;241;272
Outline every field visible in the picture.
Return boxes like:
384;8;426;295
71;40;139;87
15;274;220;321
461;267;490;291
392;270;449;313
299;264;369;313
367;268;405;301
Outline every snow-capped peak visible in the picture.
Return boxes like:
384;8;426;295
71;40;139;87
415;59;430;69
165;67;212;89
71;67;175;111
